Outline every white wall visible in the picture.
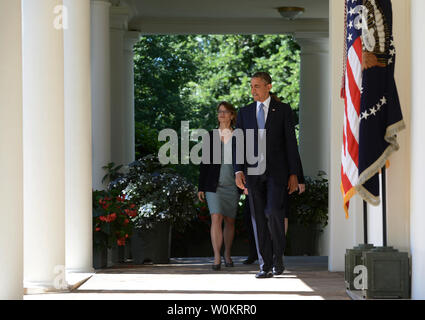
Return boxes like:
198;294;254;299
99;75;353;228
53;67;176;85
410;0;425;301
328;0;411;271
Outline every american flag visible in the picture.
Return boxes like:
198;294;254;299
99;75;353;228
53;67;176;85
340;0;405;218
341;0;363;217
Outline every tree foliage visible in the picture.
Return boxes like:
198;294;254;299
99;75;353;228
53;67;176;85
134;34;300;133
133;35;300;183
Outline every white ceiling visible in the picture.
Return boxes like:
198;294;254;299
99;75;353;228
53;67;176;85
124;0;329;20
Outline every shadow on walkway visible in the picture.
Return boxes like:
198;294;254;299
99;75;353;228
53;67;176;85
59;256;349;300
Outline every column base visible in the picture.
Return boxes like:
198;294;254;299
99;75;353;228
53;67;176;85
66;270;95;291
24;281;70;295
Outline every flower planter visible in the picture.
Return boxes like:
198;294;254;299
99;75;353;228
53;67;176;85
93;247;108;269
286;223;320;256
131;221;172;264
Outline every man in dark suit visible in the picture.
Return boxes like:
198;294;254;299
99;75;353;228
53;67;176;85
233;72;299;278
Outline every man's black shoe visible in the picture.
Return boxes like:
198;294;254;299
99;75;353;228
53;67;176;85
243;257;258;265
255;270;273;278
272;266;285;276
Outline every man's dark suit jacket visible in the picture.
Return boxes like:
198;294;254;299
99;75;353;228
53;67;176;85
233;98;299;183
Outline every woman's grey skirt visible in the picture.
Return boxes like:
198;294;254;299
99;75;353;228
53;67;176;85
206;185;239;219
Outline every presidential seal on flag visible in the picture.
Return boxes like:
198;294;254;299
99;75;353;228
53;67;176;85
340;0;406;218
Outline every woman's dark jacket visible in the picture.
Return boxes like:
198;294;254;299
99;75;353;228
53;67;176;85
198;130;242;193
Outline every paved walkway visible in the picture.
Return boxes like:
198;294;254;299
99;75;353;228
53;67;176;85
24;256;349;300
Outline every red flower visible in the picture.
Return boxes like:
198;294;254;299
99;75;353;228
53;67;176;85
124;219;129;225
116;195;126;202
125;209;137;217
102;203;110;210
130;204;136;209
117;237;126;246
95;227;101;232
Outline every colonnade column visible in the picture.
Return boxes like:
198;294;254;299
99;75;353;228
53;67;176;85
123;31;141;164
296;36;330;178
22;0;67;291
0;0;24;299
110;6;128;168
110;6;139;168
91;0;111;190
64;0;94;273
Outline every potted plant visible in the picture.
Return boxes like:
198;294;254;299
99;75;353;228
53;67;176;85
171;200;212;257
117;154;198;264
92;189;137;268
286;171;329;256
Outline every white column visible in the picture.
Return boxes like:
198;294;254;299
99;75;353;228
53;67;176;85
110;6;129;167
410;0;425;300
23;0;66;290
91;0;111;190
328;0;358;271
64;0;94;273
297;36;332;257
0;0;24;299
123;31;140;164
297;37;330;178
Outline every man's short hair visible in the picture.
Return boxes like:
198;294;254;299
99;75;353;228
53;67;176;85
252;72;272;85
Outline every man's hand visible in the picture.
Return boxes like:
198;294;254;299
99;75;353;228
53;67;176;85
362;52;386;71
298;184;306;194
243;188;249;195
197;191;205;203
235;172;246;190
287;174;299;195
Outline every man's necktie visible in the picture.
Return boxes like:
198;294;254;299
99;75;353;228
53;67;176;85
257;103;265;129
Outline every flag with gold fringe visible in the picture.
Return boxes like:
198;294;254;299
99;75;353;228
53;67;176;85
340;0;405;218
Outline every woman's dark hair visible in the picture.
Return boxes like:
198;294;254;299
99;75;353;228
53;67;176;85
217;101;237;127
252;72;281;102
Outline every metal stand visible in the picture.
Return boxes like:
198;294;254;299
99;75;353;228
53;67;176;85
363;200;368;244
361;165;387;246
381;166;387;247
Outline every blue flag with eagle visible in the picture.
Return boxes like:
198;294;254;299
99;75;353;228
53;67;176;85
341;0;405;214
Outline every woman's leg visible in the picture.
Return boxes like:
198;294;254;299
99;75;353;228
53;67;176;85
223;216;236;263
284;218;288;235
210;213;224;264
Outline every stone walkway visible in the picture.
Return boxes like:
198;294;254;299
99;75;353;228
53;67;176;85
24;256;349;300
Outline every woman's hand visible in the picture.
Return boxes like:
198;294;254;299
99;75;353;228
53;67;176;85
235;172;246;190
198;191;205;202
298;184;306;194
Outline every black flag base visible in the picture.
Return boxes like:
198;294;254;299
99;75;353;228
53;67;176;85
345;246;410;299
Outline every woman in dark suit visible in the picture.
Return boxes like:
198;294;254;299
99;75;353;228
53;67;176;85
198;102;240;270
